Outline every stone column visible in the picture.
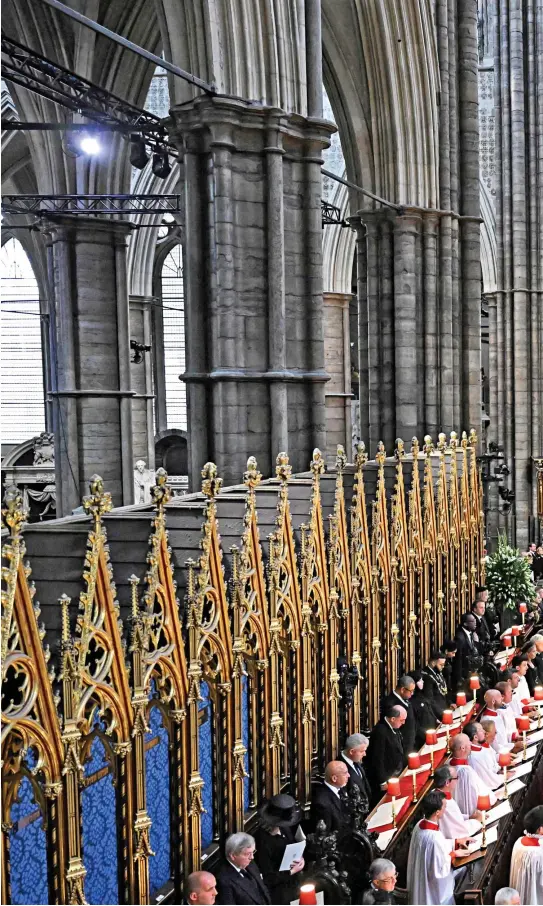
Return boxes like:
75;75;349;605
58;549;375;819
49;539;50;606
351;218;369;446
393;210;422;440
42;217;135;514
130;295;155;468
323;292;352;460
169;97;334;485
423;213;440;436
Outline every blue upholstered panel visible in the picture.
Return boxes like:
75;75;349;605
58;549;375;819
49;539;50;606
199;681;214;847
145;705;171;895
9;755;49;906
241;674;250;811
81;736;119;905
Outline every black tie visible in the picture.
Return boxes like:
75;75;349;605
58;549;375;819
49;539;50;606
356;764;363;776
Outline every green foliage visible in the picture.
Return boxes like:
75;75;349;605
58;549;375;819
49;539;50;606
485;533;536;611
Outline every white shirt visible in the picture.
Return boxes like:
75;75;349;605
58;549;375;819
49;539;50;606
510;835;543;904
438;795;481;840
324;781;341;798
407;821;455;905
501;702;518;737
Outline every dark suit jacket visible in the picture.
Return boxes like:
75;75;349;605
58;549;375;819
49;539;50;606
365;719;406;806
382;692;416;754
452;627;479;688
216;860;272;905
339;753;371;805
422;665;448;718
309;783;351;834
253;826;299;905
534;652;543;685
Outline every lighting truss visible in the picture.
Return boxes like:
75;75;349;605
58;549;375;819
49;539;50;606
1;194;180;216
321;199;348;227
1;35;175;154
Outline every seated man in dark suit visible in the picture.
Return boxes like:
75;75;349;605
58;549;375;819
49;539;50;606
339;733;371;806
382;675;416;754
216;833;272;905
309;760;351;833
453;613;481;689
365;705;407;807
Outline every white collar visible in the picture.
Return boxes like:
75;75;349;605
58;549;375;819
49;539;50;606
228;859;245;874
463;627;472;638
342;753;355;768
324;781;341;797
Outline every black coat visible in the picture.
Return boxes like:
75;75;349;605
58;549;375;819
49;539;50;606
339;753;372;805
253;826;300;905
531;553;543;580
411;689;440;749
452;627;480;688
526;662;538;695
534;652;543;685
216;860;272;905
422;665;448;718
309;783;351;834
381;692;416;754
365;719;406;806
472;612;493;652
360;888;397;905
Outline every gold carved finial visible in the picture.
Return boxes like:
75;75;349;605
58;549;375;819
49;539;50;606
129;575;140;620
2;485;28;537
311;448;325;477
244;456;262;490
437;433;447;454
461;430;468;450
449;431;458;451
423;435;434;454
411;436;420;458
152;468;172;511
83;475;113;523
355;441;368;470
275;452;292;484
336;445;347;473
468;428;478;449
60;593;72;645
395;439;405;462
375;441;386;467
201;462;222;499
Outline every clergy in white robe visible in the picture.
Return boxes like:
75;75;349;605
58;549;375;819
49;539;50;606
450;734;497;817
469;721;505;789
433;764;482;839
481;690;510;750
509;806;543;905
407;791;463;905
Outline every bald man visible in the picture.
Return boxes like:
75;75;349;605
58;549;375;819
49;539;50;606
450;733;497;817
480;690;510;750
468;721;504;790
310;761;351;833
187;871;218;905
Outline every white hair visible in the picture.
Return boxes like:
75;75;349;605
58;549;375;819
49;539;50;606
343;733;369;752
369;858;396;881
225;833;255;858
494;887;520;905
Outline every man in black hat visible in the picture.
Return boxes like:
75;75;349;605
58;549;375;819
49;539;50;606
254;794;304;905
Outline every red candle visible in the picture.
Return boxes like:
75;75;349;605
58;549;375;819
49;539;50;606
504;636;512;648
498;751;512;767
511;626;520;637
441;710;454;725
516;716;530;732
299;885;318;905
456;692;467;706
426;729;438;746
519;602;527;614
387;777;401;797
477;794;491;812
469;675;480;690
534;686;543;701
408;752;421;770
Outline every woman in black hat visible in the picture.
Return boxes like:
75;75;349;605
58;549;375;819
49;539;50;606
254;794;305;905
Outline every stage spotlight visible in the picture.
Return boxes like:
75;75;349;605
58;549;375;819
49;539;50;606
130;133;149;169
79;134;100;155
152;151;171;179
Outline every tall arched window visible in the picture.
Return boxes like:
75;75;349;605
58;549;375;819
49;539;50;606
160;244;186;429
1;238;45;442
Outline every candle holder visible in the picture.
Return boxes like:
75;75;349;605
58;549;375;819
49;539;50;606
534;687;543;729
408;753;421;802
511;626;520;647
498;751;511;798
299;884;317;905
456;691;467;708
387;778;401;828
442;710;454;754
425;731;438;775
469;675;480;704
477;794;490;850
519;602;527;626
516;716;530;759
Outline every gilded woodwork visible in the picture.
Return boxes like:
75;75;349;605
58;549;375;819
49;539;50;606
391;440;408;679
350;442;373;729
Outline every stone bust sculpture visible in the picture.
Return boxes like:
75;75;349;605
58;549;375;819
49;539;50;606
133;460;155;505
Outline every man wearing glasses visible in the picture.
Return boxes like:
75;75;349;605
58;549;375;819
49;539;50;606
361;859;398;904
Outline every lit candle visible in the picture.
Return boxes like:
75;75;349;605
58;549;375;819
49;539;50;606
477;794;491;849
534;686;543;700
441;710;454;725
504;636;512;649
498;750;512;798
387;777;401;828
408;752;421;802
469;675;480;703
426;729;438;774
299;884;318;905
511;625;520;645
519;602;527;613
516;715;530;758
456;691;467;707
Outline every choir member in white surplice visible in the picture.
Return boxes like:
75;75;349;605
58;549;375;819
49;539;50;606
449;733;497;817
480;690;510;750
407;791;467;905
512;655;532;703
496;680;521;738
433;765;482;839
509;806;543;905
467;720;504;789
